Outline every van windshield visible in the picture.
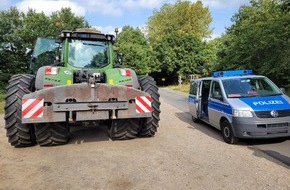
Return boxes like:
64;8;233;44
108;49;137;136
222;77;282;98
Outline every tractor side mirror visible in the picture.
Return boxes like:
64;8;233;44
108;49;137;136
114;53;123;68
117;53;123;64
31;56;36;63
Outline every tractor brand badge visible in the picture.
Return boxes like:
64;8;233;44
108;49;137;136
22;99;44;119
135;96;152;113
64;70;72;75
270;110;279;118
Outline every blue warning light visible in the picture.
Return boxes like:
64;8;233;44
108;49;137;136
212;70;252;77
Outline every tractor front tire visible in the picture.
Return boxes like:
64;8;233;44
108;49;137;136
34;122;69;146
138;76;161;137
4;74;36;147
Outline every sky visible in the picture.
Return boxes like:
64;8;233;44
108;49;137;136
1;0;250;38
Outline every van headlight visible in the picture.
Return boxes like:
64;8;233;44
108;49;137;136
233;110;253;117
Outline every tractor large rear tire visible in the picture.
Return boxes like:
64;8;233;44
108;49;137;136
4;74;36;147
34;122;69;146
108;119;140;140
138;76;161;137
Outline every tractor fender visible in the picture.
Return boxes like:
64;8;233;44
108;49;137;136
35;66;46;90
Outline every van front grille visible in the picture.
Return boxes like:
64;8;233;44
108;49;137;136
255;109;290;118
267;123;289;128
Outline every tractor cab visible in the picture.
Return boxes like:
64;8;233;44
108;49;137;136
30;28;116;74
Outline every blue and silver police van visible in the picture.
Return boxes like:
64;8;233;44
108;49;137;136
188;70;290;144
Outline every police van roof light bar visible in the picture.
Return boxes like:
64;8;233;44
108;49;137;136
212;70;252;77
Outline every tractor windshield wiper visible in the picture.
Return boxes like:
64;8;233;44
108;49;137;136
83;43;104;47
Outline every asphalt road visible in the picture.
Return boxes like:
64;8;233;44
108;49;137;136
159;88;290;167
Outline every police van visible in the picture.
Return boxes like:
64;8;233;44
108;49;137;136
188;70;290;144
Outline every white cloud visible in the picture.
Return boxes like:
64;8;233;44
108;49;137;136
4;0;250;18
93;25;121;35
81;1;122;16
122;0;165;9
189;0;249;9
14;0;126;17
16;0;86;16
83;0;166;15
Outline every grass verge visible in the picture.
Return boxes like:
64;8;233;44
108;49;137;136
166;83;190;94
0;93;5;114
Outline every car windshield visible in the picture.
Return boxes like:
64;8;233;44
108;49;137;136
222;77;282;98
68;40;108;68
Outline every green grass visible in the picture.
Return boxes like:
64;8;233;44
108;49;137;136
0;93;5;114
166;83;190;94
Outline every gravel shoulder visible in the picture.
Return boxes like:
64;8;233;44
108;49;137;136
0;98;289;190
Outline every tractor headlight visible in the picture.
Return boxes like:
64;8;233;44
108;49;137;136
233;110;253;117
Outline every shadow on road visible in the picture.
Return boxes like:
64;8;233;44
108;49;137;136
68;124;110;144
174;111;224;143
249;146;290;169
261;150;290;167
243;138;289;145
174;111;290;168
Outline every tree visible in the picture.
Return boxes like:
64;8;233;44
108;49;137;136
152;32;215;81
0;7;89;90
0;7;25;90
146;1;214;83
147;0;212;44
216;0;290;87
50;8;89;36
115;26;159;75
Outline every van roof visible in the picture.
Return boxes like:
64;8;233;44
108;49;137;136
192;74;265;82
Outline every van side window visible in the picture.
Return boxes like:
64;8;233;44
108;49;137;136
211;81;223;101
190;82;198;95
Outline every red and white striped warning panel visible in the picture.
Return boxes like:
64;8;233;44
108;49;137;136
22;99;44;119
135;96;152;113
120;69;131;76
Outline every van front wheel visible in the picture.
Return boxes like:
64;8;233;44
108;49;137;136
221;120;238;144
192;116;199;123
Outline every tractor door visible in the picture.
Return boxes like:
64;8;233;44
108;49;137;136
30;37;59;74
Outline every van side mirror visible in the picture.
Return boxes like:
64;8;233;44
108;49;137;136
280;88;286;94
213;91;223;101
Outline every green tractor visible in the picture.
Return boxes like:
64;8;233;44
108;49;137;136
4;28;161;147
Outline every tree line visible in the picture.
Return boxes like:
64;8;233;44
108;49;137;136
0;7;88;90
0;0;289;90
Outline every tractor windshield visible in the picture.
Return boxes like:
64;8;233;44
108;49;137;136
68;39;109;68
222;77;282;98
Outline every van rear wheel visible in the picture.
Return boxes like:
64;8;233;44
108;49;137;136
221;120;238;144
